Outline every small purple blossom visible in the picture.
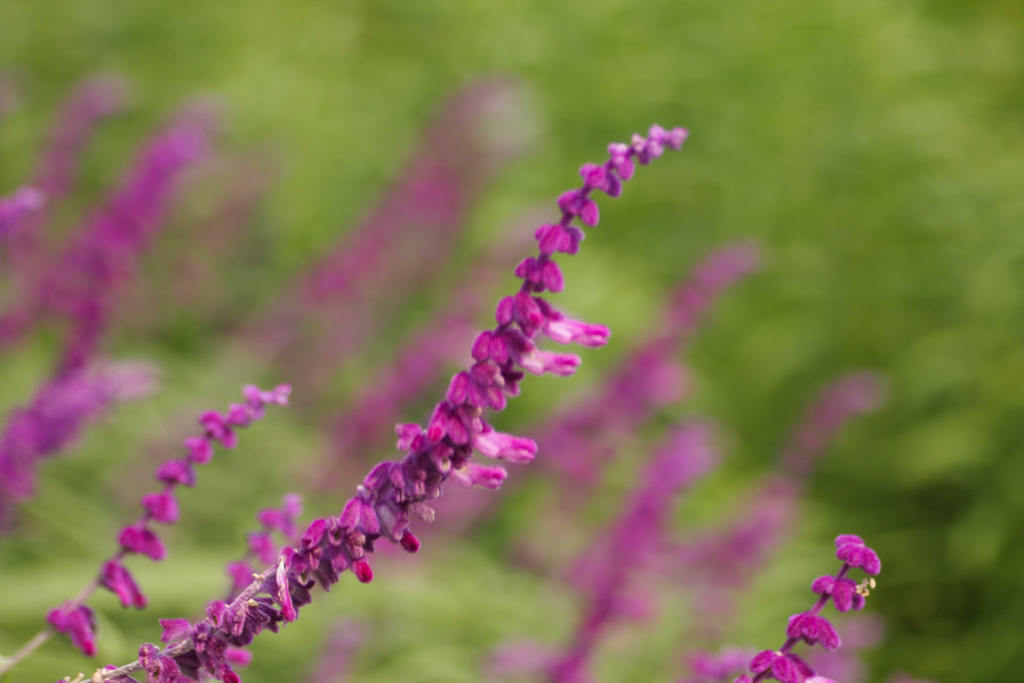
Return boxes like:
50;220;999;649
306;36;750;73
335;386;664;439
835;535;881;575
46;603;98;658
101;560;149;609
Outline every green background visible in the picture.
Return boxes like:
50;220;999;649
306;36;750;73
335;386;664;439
1;1;1023;682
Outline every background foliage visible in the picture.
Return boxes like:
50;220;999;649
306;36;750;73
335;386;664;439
1;1;1022;682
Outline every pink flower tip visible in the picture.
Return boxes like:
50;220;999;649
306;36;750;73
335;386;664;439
352;560;373;583
835;534;881;575
400;530;421;553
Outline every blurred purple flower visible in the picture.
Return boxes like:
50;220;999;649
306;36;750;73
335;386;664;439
0;361;159;529
672;372;885;634
251;78;536;400
536;241;759;487
33;75;128;200
781;372;885;476
0;109;212;368
305;620;366;683
681;647;757;683
548;423;717;683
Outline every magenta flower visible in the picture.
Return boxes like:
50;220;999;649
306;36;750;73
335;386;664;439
46;603;98;658
834;535;881;575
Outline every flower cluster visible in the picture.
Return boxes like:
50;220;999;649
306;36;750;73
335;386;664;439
734;535;881;683
85;125;688;683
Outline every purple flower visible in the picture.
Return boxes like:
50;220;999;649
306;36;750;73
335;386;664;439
46;603;98;657
781;373;885;475
118;524;167;561
24;111;213;373
684;647;757;683
141;490;180;524
101;560;148;609
787;612;841;651
811;575;866;613
835;535;881;575
549;424;718;682
32;76;127;200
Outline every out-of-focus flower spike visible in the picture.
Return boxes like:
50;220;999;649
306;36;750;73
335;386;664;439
0;186;45;237
33;75;128;200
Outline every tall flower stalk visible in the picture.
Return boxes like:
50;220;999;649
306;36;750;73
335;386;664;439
85;125;689;683
734;535;881;683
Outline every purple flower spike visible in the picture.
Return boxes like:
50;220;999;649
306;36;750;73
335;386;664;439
835;534;881;575
102;560;149;609
47;603;98;657
68;129;687;682
739;537;880;683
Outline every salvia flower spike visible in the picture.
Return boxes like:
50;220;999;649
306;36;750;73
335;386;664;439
89;125;687;683
0;385;290;672
733;535;881;683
